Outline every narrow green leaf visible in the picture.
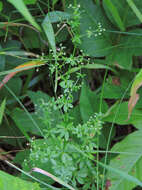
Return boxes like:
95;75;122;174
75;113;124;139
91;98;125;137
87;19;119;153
42;14;56;55
52;0;59;6
0;1;3;12
47;11;71;23
7;0;41;31
126;0;142;22
103;0;125;31
68;64;114;75
58;63;115;81
0;99;6;124
23;0;37;5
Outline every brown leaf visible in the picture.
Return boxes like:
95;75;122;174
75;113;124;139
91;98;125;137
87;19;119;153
128;69;142;119
0;61;43;90
128;93;139;120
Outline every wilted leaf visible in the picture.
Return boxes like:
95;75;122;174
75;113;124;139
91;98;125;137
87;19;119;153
32;168;75;190
0;61;44;90
128;69;142;119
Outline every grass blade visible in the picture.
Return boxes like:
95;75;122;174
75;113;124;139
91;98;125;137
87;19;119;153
103;0;125;31
0;61;44;90
42;14;56;55
0;99;6;125
126;0;142;22
7;0;41;31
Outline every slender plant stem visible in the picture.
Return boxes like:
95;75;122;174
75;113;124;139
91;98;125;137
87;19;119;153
96;69;108;190
101;80;133;189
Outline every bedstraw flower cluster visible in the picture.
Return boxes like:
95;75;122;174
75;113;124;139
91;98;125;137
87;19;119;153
87;22;106;38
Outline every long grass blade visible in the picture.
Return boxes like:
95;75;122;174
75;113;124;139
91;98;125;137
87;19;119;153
103;0;125;31
7;0;41;31
0;99;6;125
126;0;142;22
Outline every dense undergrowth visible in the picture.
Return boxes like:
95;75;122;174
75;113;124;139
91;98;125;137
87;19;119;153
0;0;142;190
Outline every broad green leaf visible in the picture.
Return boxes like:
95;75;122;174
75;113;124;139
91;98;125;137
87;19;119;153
106;29;142;70
7;0;41;31
103;101;142;129
27;90;61;126
103;0;125;31
128;69;142;119
2;40;24;69
0;77;22;101
107;130;142;190
22;28;43;49
69;105;82;125
80;82;108;122
47;11;71;23
103;82;127;99
0;170;41;190
14;150;30;165
126;0;142;23
77;0;113;57
103;71;133;99
27;90;50;107
103;0;142;27
42;14;56;55
0;99;6;124
0;119;24;146
73;144;142;187
11;108;45;135
99;124;116;149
